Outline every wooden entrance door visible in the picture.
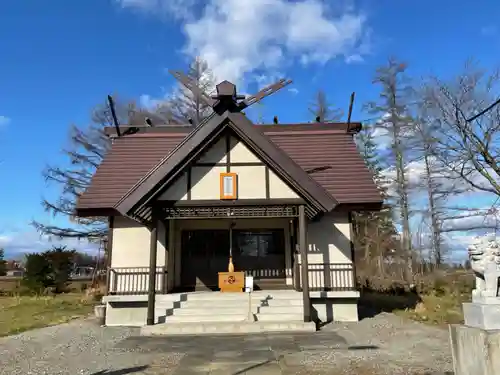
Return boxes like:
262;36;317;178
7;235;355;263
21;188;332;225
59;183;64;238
180;228;287;291
181;229;230;290
232;229;286;289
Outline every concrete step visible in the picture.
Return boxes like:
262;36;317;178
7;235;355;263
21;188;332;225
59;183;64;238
265;299;304;307
266;291;302;296
183;296;268;304
165;314;250;323
156;295;184;302
258;305;303;314
179;300;263;309
156;302;176;309
171;307;257;316
256;312;304;321
267;295;303;300
141;321;316;336
183;292;271;301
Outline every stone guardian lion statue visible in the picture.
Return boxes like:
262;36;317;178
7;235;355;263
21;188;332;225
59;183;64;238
467;234;500;302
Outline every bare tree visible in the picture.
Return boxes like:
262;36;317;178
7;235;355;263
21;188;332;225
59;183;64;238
32;59;220;242
420;61;500;197
32;97;137;240
158;57;217;125
365;58;414;282
308;90;344;122
255;101;266;124
408;107;449;265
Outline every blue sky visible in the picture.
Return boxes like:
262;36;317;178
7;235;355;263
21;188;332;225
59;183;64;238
0;0;499;259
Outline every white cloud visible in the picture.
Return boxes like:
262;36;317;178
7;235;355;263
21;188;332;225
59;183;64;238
0;228;99;260
446;233;478;248
116;0;371;85
441;205;500;233
0;115;10;127
382;159;430;194
140;94;163;110
345;54;364;64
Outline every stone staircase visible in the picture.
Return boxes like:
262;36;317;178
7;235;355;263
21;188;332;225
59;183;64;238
141;290;316;335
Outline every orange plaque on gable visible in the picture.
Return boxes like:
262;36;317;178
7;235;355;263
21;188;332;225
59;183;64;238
220;172;237;200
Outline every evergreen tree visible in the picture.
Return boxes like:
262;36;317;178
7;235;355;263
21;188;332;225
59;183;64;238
353;124;396;268
22;253;53;294
44;246;76;293
22;247;75;294
365;58;414;282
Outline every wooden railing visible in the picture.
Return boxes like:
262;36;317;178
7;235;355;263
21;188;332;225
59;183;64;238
295;262;356;292
108;267;168;295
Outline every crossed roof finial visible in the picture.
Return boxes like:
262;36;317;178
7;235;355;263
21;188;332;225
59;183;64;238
168;70;292;118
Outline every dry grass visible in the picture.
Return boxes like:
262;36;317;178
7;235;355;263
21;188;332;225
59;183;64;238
357;266;474;327
0;276;96;294
394;291;468;326
0;293;95;337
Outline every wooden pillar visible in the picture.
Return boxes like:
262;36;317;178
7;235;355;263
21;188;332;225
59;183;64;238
146;208;159;326
167;219;175;292
105;216;114;295
299;205;311;322
347;212;357;289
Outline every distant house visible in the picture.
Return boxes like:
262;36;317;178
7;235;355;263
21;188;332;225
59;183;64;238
5;260;22;270
70;266;95;279
6;269;23;277
4;260;23;277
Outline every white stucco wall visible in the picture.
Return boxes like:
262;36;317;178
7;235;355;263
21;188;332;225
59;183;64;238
110;216;168;293
158;135;299;201
111;216;166;268
109;212;355;293
297;211;355;291
306;211;352;263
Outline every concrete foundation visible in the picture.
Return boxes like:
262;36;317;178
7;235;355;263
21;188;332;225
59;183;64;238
105;301;152;326
102;291;360;329
312;298;359;322
449;324;500;375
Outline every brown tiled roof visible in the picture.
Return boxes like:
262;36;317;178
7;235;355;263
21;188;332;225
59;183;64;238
268;130;382;205
76;123;381;213
76;135;185;210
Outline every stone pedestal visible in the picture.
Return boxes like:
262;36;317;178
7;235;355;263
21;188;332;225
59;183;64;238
463;302;500;330
449;325;500;375
450;300;500;375
453;235;500;374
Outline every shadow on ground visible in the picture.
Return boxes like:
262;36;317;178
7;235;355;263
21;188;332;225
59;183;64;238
91;365;148;375
232;357;280;375
358;290;422;319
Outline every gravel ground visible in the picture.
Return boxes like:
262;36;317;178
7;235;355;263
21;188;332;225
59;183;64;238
307;313;453;374
0;313;453;375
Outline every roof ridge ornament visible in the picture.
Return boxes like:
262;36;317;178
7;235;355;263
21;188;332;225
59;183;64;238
168;69;292;116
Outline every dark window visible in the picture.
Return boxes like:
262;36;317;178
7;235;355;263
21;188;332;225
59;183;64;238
233;229;284;257
181;230;229;258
